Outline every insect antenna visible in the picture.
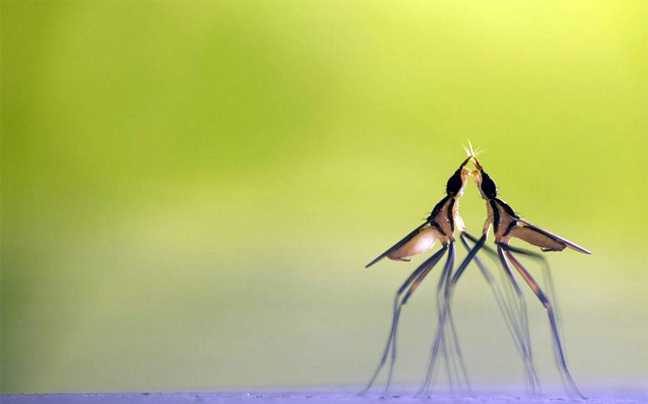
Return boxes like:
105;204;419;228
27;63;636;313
463;140;485;159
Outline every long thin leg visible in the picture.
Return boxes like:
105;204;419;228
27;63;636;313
451;234;486;285
418;242;477;395
435;243;455;392
396;247;461;391
439;243;471;393
420;263;451;394
502;248;585;399
386;248;447;393
463;232;501;267
442;244;471;393
360;246;448;395
500;244;564;341
459;234;540;394
498;244;567;369
496;245;538;395
460;234;520;342
434;233;484;393
445;295;471;392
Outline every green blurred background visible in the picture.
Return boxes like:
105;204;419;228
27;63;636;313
1;0;646;395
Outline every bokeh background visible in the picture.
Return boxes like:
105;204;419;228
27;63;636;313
1;0;646;395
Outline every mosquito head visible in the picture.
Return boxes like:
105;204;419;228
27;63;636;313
471;157;498;200
446;156;472;197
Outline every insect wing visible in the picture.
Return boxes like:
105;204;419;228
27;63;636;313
365;223;428;268
517;220;591;254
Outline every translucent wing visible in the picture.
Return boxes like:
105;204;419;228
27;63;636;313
512;219;591;254
365;223;439;268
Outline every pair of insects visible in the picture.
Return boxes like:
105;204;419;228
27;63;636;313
361;150;590;398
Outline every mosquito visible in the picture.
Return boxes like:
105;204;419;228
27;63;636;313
447;155;591;398
416;149;540;397
360;153;534;395
359;156;473;395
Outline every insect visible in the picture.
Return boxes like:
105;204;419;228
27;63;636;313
449;155;590;398
361;153;534;395
360;156;473;395
361;150;590;398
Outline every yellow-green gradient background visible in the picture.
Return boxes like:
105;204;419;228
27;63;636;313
1;0;646;394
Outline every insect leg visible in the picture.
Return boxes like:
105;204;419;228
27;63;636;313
463;232;498;263
500;244;564;340
437;242;466;392
418;242;474;395
436;242;456;392
459;234;540;394
451;234;486;285
360;246;448;395
496;244;540;395
459;235;521;348
502;249;585;399
385;246;449;394
443;246;471;393
443;232;486;391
